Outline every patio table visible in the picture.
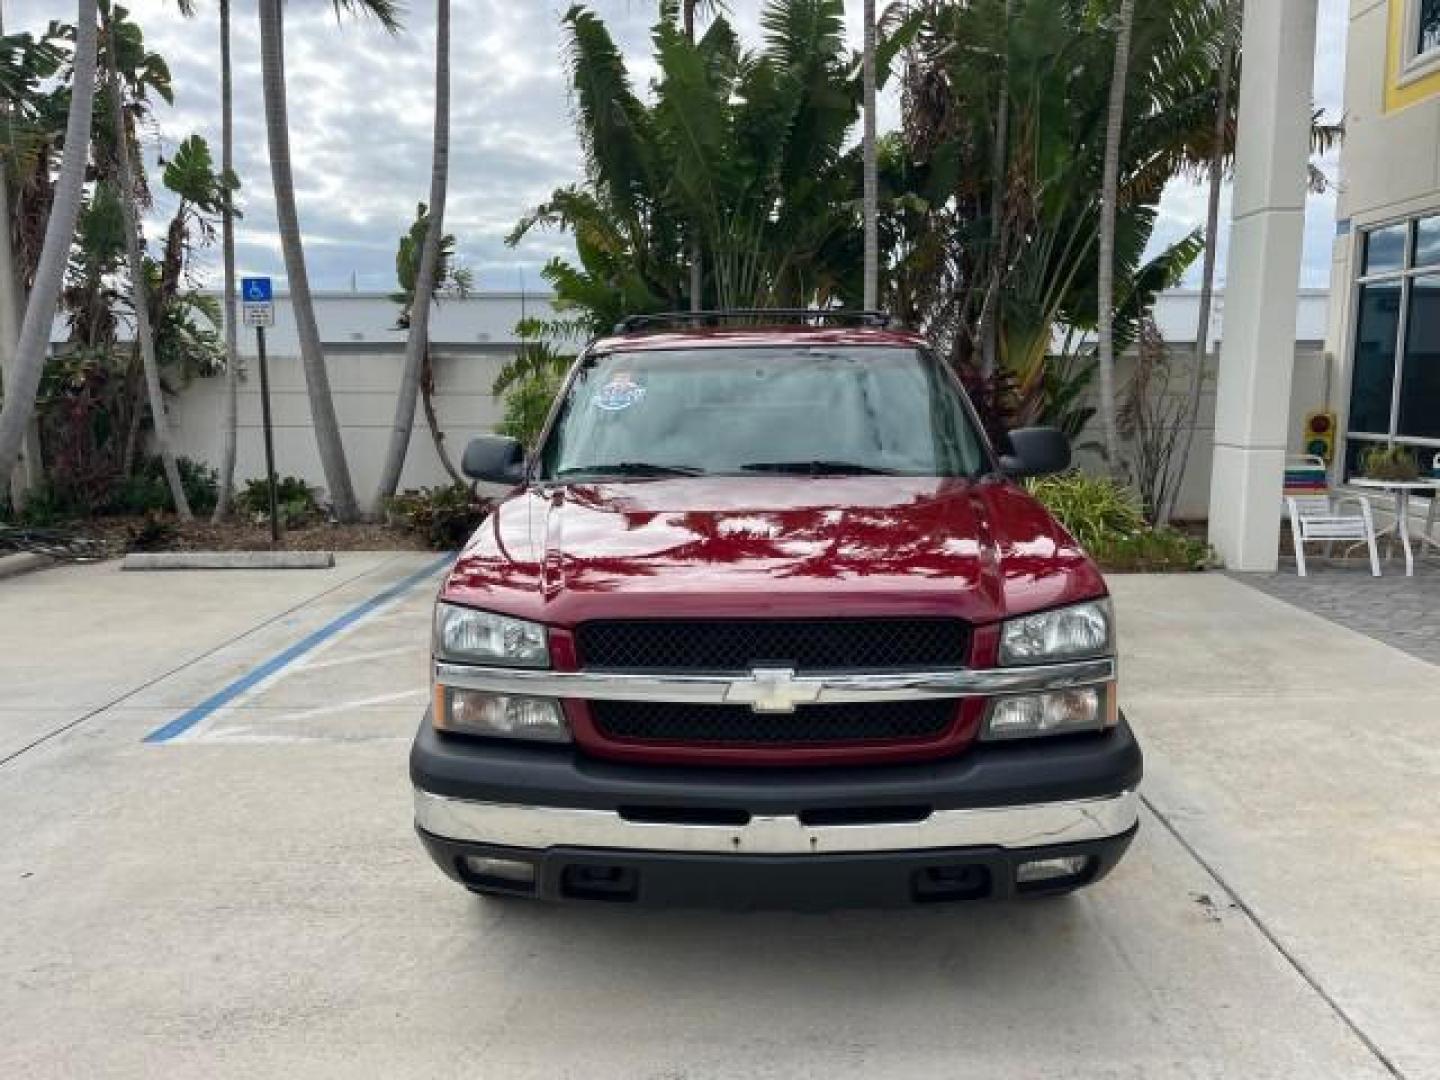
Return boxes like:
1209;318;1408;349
1349;477;1440;577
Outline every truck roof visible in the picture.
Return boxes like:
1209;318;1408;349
589;326;929;354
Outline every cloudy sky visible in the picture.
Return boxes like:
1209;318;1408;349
9;0;1349;294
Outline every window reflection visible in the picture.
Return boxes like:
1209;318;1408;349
1398;275;1440;438
1348;282;1401;434
1415;216;1440;269
1421;0;1440;57
1363;225;1406;275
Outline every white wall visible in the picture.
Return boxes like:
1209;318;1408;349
163;291;550;508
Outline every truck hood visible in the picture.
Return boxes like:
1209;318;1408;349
442;477;1104;627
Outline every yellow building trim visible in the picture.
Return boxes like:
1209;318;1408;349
1386;0;1440;111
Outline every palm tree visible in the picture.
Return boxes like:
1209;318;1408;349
212;0;240;520
375;0;448;508
0;0;99;491
862;0;878;311
1096;0;1137;477
1164;0;1235;525
257;0;400;523
388;205;469;485
511;0;860;333
0;2;37;507
681;0;714;311
102;2;191;518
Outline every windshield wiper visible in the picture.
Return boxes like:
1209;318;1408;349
557;462;705;478
740;460;899;476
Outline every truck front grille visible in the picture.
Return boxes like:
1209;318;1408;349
575;618;968;673
590;699;957;745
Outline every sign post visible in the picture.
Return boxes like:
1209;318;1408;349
241;277;280;547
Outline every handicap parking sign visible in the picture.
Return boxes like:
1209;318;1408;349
241;277;274;327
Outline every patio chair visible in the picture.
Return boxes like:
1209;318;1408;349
1427;452;1440;543
1283;455;1380;577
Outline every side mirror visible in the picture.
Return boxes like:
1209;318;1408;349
1000;427;1072;479
462;435;526;485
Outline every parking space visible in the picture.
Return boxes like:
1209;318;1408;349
1;557;1434;1078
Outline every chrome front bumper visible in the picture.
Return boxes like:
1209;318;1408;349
414;788;1139;856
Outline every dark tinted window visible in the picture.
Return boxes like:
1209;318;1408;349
540;346;987;480
1347;283;1402;433
1363;225;1407;275
1421;0;1440;56
1398;276;1440;438
1415;216;1440;268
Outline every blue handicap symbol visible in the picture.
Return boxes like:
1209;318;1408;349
242;277;272;303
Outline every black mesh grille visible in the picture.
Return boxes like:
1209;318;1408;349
591;699;957;745
575;619;968;673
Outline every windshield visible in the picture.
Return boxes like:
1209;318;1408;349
538;345;988;481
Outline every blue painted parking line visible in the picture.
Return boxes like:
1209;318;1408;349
143;552;455;744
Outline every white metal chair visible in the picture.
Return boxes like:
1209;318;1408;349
1283;455;1380;577
1426;453;1440;544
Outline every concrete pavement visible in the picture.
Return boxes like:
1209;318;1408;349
0;557;1433;1077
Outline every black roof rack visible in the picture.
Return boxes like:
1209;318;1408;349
612;309;895;334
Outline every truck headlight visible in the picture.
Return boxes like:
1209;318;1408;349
999;599;1112;666
434;604;549;667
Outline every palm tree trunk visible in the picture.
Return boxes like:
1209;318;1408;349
104;10;192;519
212;0;240;521
861;0;878;311
684;1;703;312
421;346;463;486
374;0;450;508
1096;0;1136;478
0;4;40;510
977;0;1011;378
0;0;98;488
258;0;360;521
1162;0;1236;526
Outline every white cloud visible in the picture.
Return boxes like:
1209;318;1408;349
10;0;1349;293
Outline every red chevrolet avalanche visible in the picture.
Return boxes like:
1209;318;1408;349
411;312;1141;906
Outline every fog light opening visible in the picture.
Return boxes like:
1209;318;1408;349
1015;855;1093;891
459;855;537;891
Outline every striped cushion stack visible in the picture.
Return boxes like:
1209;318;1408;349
1283;465;1328;498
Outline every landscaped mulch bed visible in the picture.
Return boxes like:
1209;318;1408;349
73;515;433;555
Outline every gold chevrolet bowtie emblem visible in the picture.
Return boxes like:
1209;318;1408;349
726;667;820;714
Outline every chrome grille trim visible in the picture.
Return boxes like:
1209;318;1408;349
433;656;1116;705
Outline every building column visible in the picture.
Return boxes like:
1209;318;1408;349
1207;0;1318;571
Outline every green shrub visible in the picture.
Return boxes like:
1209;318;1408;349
1027;471;1213;572
1360;444;1419;482
1;481;73;526
1088;527;1214;573
105;472;171;516
497;371;563;450
387;484;491;549
236;475;318;526
1025;472;1146;553
172;457;220;516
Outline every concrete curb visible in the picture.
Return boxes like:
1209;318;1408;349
122;551;337;571
0;552;54;581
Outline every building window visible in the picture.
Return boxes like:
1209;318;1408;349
1422;0;1440;58
1345;213;1440;474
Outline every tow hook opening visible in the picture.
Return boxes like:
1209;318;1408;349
911;863;992;903
561;864;639;902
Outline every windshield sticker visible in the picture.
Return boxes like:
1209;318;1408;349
596;374;646;411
